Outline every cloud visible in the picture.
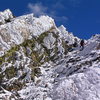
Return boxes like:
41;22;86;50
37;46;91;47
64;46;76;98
27;2;68;25
27;3;48;16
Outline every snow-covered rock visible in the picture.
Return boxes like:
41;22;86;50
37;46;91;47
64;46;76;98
0;9;14;25
0;10;55;56
43;33;56;49
58;25;80;45
0;9;100;100
52;67;100;100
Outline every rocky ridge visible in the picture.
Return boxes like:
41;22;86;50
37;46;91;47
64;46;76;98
0;9;100;100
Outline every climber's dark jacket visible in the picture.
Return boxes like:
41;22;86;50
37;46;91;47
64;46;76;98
80;40;84;47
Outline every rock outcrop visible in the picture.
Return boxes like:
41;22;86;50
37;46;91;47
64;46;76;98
0;10;55;56
0;9;100;100
0;9;14;25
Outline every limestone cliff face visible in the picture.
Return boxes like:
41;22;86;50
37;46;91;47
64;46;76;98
0;9;76;93
0;9;100;100
0;9;55;56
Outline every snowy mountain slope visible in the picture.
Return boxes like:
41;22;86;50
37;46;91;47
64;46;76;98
16;38;100;100
0;9;100;100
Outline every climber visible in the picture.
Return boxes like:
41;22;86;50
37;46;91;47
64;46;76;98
80;39;84;50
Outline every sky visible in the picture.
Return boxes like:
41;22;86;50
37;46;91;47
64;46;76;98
0;0;100;39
